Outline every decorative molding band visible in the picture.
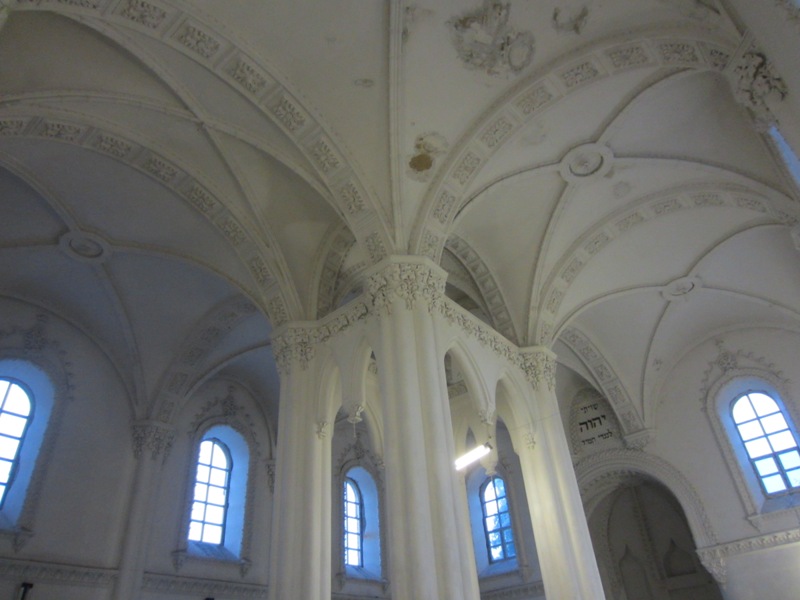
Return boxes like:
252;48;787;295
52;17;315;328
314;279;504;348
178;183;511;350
0;557;116;587
271;301;369;374
132;420;176;461
0;113;276;298
272;257;557;386
142;572;267;598
697;527;800;584
535;184;796;345
11;0;389;262
446;235;519;343
576;448;717;547
480;580;546;599
561;326;644;435
153;297;259;422
415;32;736;263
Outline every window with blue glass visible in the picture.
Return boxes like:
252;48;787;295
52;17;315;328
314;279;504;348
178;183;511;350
732;392;800;495
481;476;516;563
0;379;32;507
188;438;231;545
343;478;363;567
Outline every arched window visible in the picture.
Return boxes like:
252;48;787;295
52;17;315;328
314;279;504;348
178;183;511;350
732;392;800;495
343;477;363;567
481;476;516;563
0;378;33;507
188;438;231;545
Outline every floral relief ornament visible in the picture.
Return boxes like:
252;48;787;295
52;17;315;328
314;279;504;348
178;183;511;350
450;0;535;78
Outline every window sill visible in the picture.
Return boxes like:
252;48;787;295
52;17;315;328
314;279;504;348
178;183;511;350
173;544;251;576
479;558;519;578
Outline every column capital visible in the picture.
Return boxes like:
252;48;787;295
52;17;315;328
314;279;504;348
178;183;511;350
132;420;176;462
365;255;447;314
517;346;557;391
271;326;316;375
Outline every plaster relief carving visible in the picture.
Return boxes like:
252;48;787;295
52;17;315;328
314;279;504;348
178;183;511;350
732;48;788;117
661;276;702;302
120;0;167;29
450;1;535;78
132;421;176;461
407;132;448;182
552;5;589;35
177;24;220;59
559;143;614;183
367;261;446;313
58;231;111;264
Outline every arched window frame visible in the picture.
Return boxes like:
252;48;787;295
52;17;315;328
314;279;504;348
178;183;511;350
188;437;232;546
333;431;385;589
465;465;522;577
0;378;34;509
0;358;59;539
343;477;364;567
707;369;800;517
480;475;517;564
181;424;251;562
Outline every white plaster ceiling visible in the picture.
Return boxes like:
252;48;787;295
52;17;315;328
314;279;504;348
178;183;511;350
0;0;798;431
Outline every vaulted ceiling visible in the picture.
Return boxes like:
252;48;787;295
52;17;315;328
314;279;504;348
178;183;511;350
1;0;798;428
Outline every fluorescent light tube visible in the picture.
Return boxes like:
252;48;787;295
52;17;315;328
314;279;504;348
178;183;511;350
454;443;492;470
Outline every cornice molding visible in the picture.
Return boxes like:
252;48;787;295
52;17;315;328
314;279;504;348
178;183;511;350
142;572;267;598
0;557;116;587
271;258;557;389
697;527;800;584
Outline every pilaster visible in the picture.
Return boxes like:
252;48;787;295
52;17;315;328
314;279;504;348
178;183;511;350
113;421;176;600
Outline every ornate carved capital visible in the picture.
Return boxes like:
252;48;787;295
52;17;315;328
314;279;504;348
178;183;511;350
271;327;315;375
366;257;446;314
517;347;556;391
132;421;176;462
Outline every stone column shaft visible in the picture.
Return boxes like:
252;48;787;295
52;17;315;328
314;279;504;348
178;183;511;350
268;337;332;600
517;349;606;599
368;257;480;600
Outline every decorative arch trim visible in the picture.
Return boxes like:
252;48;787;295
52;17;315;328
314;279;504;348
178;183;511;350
576;448;717;548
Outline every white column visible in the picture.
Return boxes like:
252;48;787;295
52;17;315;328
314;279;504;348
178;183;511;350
268;329;332;600
113;421;175;600
366;256;480;600
516;347;606;600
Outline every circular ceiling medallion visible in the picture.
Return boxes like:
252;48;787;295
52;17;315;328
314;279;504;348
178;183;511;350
661;276;702;301
59;231;112;264
559;143;614;184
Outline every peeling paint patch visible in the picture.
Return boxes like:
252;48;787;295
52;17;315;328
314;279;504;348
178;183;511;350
407;132;448;182
552;5;589;35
